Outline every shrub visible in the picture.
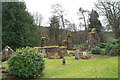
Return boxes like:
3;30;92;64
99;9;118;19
8;47;45;79
109;38;120;56
105;39;118;55
91;47;101;54
82;43;88;47
101;48;106;55
105;44;115;55
110;44;119;56
99;43;107;48
74;44;79;48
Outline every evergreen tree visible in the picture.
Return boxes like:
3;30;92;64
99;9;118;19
2;2;37;49
89;10;102;32
49;15;60;45
89;9;104;42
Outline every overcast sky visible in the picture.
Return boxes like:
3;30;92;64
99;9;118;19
24;0;98;29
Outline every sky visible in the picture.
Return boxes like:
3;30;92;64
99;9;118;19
24;0;98;29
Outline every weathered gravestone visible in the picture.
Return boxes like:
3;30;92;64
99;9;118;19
75;49;79;60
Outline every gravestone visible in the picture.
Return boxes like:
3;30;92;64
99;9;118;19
75;49;79;59
83;51;88;56
42;49;46;57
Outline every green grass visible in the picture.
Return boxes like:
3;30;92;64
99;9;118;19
43;56;118;78
2;56;118;78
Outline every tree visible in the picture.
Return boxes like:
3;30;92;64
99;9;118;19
95;0;120;38
78;7;89;41
31;12;43;46
2;2;37;49
51;3;67;38
88;9;104;42
49;15;60;45
65;20;78;44
32;12;43;27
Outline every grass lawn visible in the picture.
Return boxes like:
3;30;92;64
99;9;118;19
2;56;118;78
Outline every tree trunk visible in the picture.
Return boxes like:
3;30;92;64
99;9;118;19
82;13;88;41
113;27;120;39
61;15;67;39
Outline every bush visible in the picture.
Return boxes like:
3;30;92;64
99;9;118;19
109;38;120;56
110;44;119;56
74;44;79;48
99;43;107;48
91;47;101;54
82;43;88;47
105;39;118;55
8;47;45;79
101;48;106;55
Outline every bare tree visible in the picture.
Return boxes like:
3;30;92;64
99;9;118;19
65;19;78;44
78;7;89;41
32;12;43;27
51;3;67;38
95;0;120;38
31;12;43;45
65;20;77;32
